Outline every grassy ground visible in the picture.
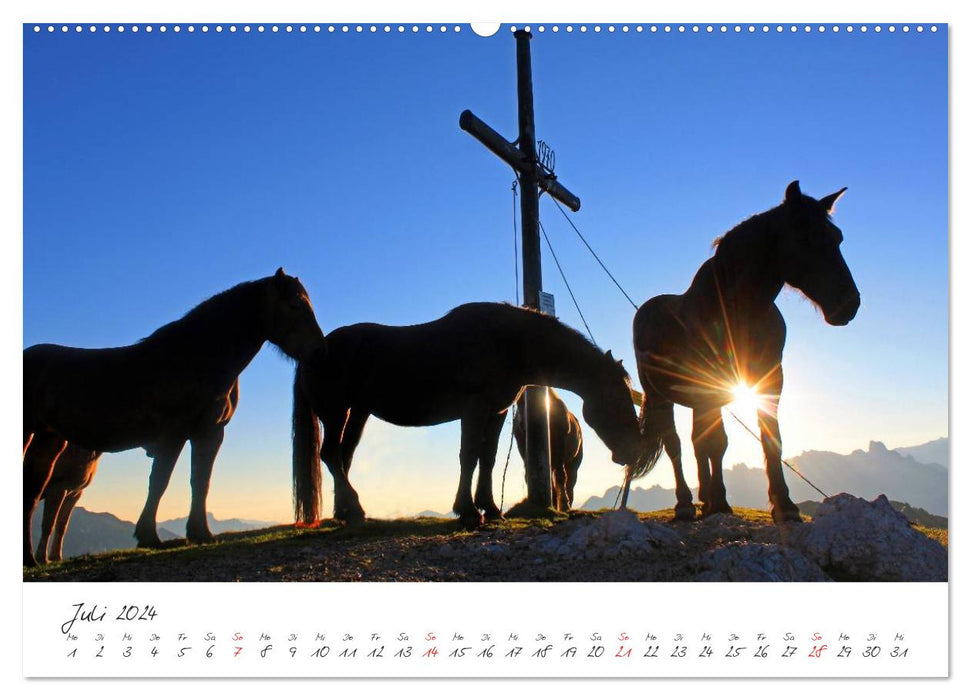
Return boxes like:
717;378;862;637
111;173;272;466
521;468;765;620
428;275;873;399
23;507;947;583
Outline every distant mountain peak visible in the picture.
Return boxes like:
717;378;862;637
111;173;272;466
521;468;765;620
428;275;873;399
580;436;947;518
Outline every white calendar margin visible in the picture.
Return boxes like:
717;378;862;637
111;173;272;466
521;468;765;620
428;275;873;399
23;582;947;677
8;0;960;693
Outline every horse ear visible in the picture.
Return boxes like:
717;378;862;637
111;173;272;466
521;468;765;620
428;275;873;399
275;267;286;278
605;350;614;361
819;187;848;213
784;180;802;204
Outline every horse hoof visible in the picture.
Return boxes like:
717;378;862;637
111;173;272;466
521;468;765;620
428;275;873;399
135;533;164;549
704;503;734;517
187;530;214;544
336;509;366;526
771;506;802;523
24;554;38;568
458;512;484;529
482;510;505;523
672;504;696;521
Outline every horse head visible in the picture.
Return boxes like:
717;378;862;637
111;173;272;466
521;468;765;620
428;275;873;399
778;181;861;326
262;268;328;361
581;350;644;469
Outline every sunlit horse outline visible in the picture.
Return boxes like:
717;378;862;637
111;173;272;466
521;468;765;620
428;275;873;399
624;181;860;522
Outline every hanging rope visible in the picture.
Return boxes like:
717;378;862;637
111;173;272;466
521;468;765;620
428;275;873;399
550;197;639;310
725;408;830;499
538;219;597;345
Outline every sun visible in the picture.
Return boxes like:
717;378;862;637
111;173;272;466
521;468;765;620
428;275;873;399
728;382;763;417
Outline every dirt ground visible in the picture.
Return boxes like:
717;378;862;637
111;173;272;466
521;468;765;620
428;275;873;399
23;509;823;583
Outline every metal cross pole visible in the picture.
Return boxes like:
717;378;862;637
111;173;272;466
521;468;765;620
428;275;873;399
460;30;581;510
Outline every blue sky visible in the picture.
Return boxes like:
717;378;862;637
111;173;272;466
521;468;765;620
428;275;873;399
23;24;947;522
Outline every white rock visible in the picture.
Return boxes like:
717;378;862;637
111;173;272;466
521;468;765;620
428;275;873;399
793;493;947;581
694;542;829;582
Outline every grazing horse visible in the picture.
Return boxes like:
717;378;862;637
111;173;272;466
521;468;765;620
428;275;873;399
34;443;100;565
292;302;643;528
625;181;860;522
23;269;326;566
511;388;583;511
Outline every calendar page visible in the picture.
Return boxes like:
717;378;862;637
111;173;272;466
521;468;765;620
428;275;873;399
15;0;954;690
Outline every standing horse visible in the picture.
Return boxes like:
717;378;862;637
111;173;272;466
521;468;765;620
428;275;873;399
23;269;326;566
33;381;240;565
625;181;860;522
511;388;584;511
34;443;100;565
292;302;643;528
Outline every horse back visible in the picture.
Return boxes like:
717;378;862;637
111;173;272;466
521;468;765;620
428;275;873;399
314;317;520;425
513;388;582;463
24;342;240;452
633;294;688;356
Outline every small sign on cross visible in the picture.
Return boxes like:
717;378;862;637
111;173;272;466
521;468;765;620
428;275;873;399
539;291;556;316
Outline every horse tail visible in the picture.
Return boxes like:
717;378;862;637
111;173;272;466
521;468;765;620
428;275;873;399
292;363;322;524
628;399;665;481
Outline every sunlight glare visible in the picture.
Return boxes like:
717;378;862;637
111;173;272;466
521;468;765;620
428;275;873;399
729;382;762;417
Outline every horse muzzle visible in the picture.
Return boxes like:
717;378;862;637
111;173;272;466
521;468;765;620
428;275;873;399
824;291;860;326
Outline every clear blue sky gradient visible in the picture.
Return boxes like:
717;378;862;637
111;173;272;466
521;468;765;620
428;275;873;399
23;26;947;522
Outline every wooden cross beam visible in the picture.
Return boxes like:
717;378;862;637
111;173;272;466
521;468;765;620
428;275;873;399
459;110;581;212
459;30;581;511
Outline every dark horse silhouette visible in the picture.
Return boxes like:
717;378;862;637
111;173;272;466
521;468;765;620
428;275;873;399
34;443;100;564
33;382;240;565
511;388;583;511
23;269;326;566
625;181;860;522
292;302;643;528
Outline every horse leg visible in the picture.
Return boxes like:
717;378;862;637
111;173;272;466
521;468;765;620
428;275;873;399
758;374;800;522
335;409;368;523
454;406;490;528
320;409;365;523
655;403;693;521
548;427;567;512
473;411;507;521
565;442;582;510
186;426;224;543
134;440;186;548
551;463;567;512
36;488;67;566
705;410;732;514
691;409;717;517
50;490;83;562
23;431;67;567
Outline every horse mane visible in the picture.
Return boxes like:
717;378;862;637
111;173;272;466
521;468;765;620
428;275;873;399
511;302;604;350
139;278;266;348
710;205;782;255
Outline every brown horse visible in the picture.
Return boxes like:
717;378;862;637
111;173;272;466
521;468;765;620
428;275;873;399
23;269;326;566
292;302;643;528
34;443;100;564
511;388;583;511
626;181;860;522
